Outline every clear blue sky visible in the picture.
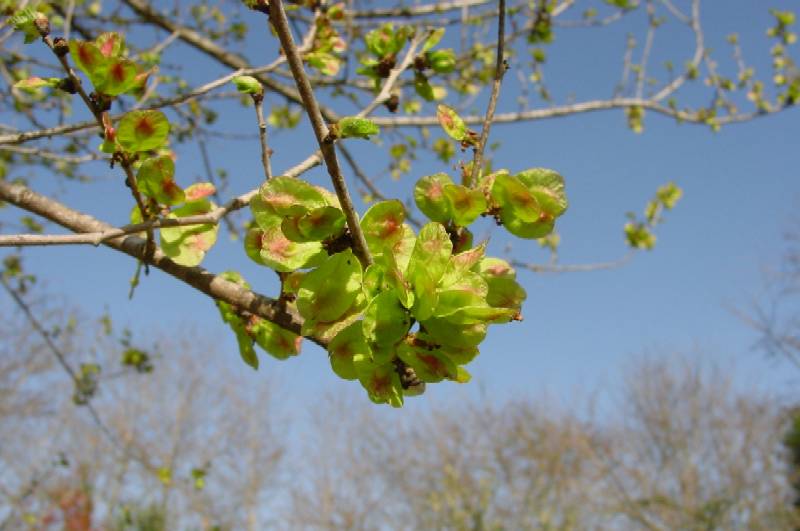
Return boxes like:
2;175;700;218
2;0;799;415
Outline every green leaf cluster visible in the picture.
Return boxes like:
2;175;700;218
414;167;568;240
216;271;301;369
303;9;347;76
357;23;414;87
625;181;683;250
246;176;346;271
241;184;528;406
69;32;151;96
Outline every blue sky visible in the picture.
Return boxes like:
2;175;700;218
2;0;799;415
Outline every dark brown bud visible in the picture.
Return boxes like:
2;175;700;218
384;94;400;113
374;57;396;78
53;37;69;57
57;77;78;94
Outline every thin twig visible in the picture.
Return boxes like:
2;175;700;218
469;0;506;187
268;0;373;267
635;1;657;99
511;253;633;273
0;144;103;164
348;0;491;19
253;94;273;180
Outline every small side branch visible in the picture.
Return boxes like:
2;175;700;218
468;0;507;187
511;253;633;274
253;94;273;180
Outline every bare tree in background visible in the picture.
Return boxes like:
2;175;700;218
0;294;286;530
288;356;799;530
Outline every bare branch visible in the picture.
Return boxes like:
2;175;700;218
348;0;492;19
511;253;633;273
253;94;273;181
370;97;785;128
468;0;506;187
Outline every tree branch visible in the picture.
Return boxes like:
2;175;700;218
468;0;506;187
0;180;321;347
267;0;373;268
370;97;786;127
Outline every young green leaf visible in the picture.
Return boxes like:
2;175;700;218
13;77;61;94
420;317;487;349
160;197;218;267
136;155;184;205
69;40;109;87
256;225;326;272
361;200;407;253
250;318;301;360
422;28;445;52
414;173;454;223
427;49;456;74
259;176;327;216
10;8;46;44
99;58;139;96
327;322;369;380
443;184;487;226
362;291;412;358
117;110;170;152
335;117;380;140
354;356;404;407
231;75;263;95
282;206;346;242
397;341;457;383
297;250;363;324
515;168;568;218
407;222;452;320
436;104;467;141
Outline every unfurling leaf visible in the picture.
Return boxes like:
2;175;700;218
231;75;263;95
335;117;380;140
13;77;60;94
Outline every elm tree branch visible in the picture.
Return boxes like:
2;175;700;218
253;93;273;181
468;0;506;188
268;0;373;268
369;97;784;127
511;254;633;274
0;179;323;348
